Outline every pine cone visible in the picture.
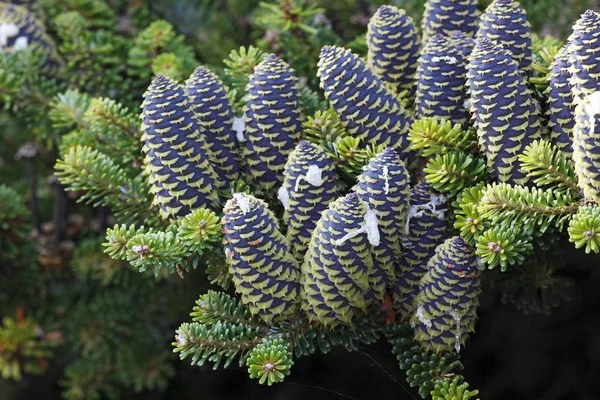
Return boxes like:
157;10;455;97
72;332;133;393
185;66;240;182
141;75;220;219
301;193;376;327
477;0;532;74
279;140;342;263
222;193;300;324
421;0;479;44
355;148;410;300
317;45;413;161
366;5;419;96
412;236;482;354
244;54;302;194
467;38;542;185
415;34;470;126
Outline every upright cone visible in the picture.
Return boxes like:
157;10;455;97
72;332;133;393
393;182;449;320
366;5;419;96
301;193;376;327
317;45;413;161
412;236;482;354
244;54;302;194
140;75;220;219
355;148;410;300
185;66;240;183
222;193;300;324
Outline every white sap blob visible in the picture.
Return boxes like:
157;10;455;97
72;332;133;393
13;36;28;50
431;55;458;65
305;164;323;187
233;193;251;214
586;92;600;134
335;207;380;247
404;193;447;233
382;166;390;195
364;207;380;246
0;24;19;46
277;185;290;210
416;305;432;328
233;115;246;142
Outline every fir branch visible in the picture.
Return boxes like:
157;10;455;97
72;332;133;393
478;183;578;230
568;205;600;253
518;140;580;196
54;145;157;225
424;151;486;196
409;117;478;157
173;322;264;369
190;291;258;327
